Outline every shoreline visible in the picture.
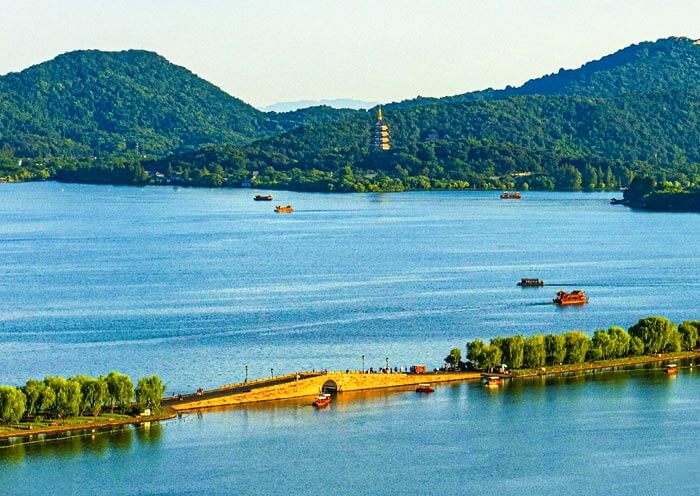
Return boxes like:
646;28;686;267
168;351;699;412
509;350;700;378
2;351;697;444
0;409;177;443
0;178;623;196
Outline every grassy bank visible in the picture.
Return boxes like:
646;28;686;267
0;408;177;441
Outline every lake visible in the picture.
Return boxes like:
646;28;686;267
0;183;698;494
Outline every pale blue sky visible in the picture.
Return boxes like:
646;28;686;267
3;1;699;107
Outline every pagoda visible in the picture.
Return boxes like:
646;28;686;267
372;106;390;151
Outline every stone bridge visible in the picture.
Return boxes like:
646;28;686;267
165;370;482;411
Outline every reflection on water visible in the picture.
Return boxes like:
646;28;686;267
0;366;697;495
1;422;164;464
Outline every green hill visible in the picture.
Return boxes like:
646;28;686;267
394;36;700;107
0;49;356;157
139;37;700;193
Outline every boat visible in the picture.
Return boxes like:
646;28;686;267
483;376;503;387
274;205;294;213
500;192;522;199
254;194;273;201
553;290;589;305
665;364;678;375
415;383;434;393
313;393;331;408
517;278;544;287
610;198;624;205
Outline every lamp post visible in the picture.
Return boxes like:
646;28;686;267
271;368;274;379
362;355;365;373
385;357;389;372
244;365;248;383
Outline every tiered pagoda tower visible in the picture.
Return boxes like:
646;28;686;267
372;106;390;151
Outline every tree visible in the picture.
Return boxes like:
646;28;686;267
624;176;656;204
545;334;567;365
564;331;590;364
678;321;699;350
444;348;462;368
524;335;546;368
628;316;677;354
607;326;631;358
506;335;525;369
590;330;613;360
106;372;134;413
481;345;502;372
55;379;82;418
629;336;645;356
135;376;166;414
489;337;508;365
466;339;487;367
0;386;27;423
23;379;45;418
74;376;109;416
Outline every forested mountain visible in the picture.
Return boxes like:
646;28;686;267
0;49;357;157
139;37;700;194
394;36;700;107
2;37;700;205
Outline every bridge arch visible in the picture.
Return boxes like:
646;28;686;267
321;380;339;394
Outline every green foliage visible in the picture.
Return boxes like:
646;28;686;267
481;345;503;371
444;348;462;366
545;334;567;365
466;339;487;367
106;371;134;413
0;50;342;157
5;38;700;196
43;376;82;418
465;339;501;370
628;316;678;354
135;376;166;414
629;336;645;356
0;386;27;423
678;321;699;350
524;335;546;368
462;316;695;371
73;375;109;416
564;331;591;364
506;335;525;369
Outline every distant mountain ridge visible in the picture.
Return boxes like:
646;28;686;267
264;99;378;112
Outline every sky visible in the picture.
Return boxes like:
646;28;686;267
2;0;700;108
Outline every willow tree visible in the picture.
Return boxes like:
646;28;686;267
524;335;546;368
0;386;27;423
136;376;166;414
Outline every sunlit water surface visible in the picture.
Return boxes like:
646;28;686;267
0;183;698;494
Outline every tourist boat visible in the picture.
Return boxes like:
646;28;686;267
313;393;331;408
517;278;544;287
254;194;273;201
415;383;434;393
274;205;294;213
665;364;678;375
483;376;503;387
500;192;522;199
553;290;589;305
610;197;624;205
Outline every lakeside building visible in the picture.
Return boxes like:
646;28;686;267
372;106;390;151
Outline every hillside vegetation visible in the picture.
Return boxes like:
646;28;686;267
1;37;700;205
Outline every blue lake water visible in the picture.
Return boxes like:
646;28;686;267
0;183;698;494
